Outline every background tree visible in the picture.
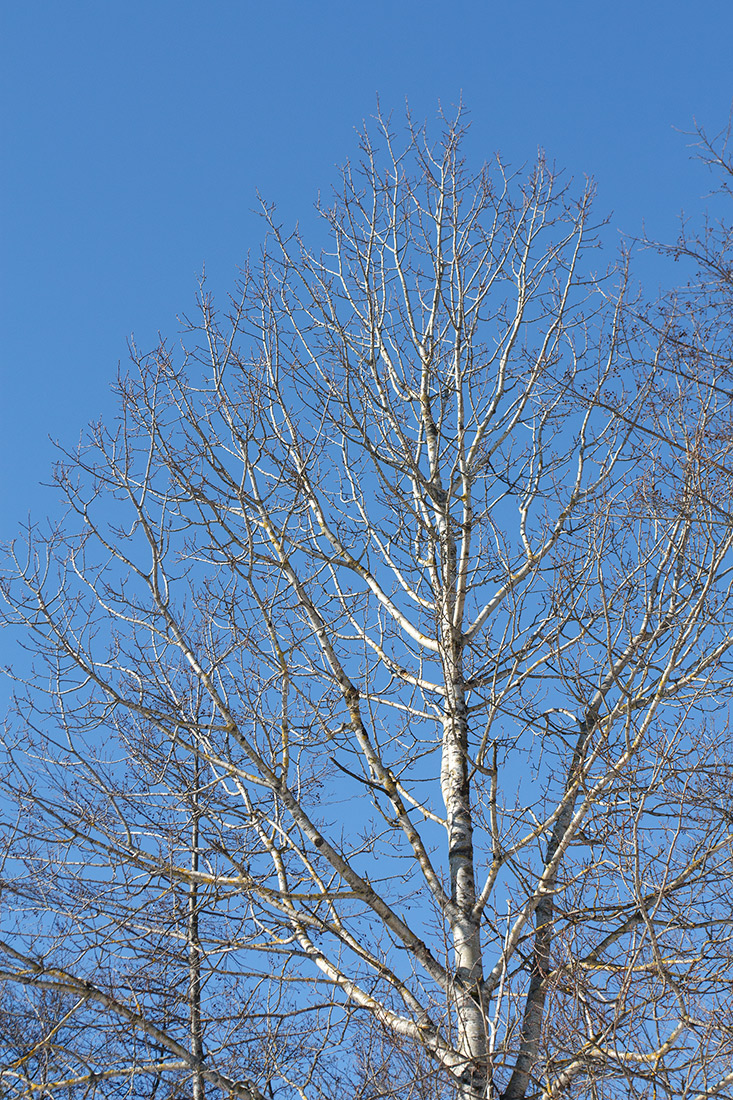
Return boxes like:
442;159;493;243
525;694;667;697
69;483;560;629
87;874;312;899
3;108;733;1100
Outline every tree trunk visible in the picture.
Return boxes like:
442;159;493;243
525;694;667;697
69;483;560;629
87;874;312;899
442;638;489;1099
189;754;205;1100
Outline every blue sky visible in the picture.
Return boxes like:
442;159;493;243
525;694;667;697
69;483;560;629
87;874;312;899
1;0;732;545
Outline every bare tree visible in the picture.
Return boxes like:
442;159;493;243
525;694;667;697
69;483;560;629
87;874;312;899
3;107;733;1100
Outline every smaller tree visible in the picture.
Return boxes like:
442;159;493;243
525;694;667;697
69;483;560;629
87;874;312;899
3;107;733;1100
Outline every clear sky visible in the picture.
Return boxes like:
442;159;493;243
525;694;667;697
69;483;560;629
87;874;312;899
1;0;732;544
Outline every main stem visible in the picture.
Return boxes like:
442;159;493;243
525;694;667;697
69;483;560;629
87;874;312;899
442;635;489;1099
190;753;205;1100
